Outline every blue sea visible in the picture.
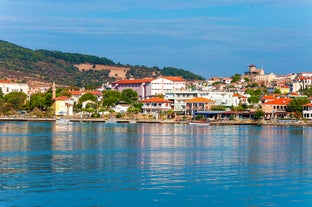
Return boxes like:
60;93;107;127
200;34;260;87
1;121;312;207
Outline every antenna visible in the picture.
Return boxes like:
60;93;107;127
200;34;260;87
261;59;264;69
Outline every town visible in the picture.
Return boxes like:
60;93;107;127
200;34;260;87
0;64;312;124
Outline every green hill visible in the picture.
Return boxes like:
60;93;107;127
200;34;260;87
0;39;205;87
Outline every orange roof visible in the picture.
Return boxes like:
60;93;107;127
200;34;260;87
161;76;185;82
262;98;291;105
53;96;70;101
0;80;11;83
261;95;278;101
114;78;155;84
305;103;312;107
233;93;247;98
141;97;172;103
69;91;102;96
184;97;215;103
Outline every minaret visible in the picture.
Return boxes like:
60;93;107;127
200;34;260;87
52;82;56;99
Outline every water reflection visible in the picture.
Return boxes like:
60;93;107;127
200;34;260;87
0;122;312;206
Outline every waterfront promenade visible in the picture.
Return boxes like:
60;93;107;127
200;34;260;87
1;116;312;126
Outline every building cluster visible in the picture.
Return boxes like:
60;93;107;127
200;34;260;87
1;65;312;120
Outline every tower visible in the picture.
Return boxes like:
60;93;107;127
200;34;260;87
52;82;56;99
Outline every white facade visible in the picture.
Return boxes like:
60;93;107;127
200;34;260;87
0;82;29;95
112;104;130;113
165;90;247;112
150;77;186;96
303;104;312;119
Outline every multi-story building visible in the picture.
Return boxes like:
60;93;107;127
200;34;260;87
0;80;29;95
112;76;186;100
292;75;312;92
303;103;312;119
150;76;186;96
141;97;173;114
261;97;291;119
111;78;154;100
184;97;215;115
165;90;244;112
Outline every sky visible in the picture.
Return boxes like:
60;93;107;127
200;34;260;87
0;0;311;79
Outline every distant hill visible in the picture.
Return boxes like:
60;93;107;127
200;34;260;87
0;40;205;87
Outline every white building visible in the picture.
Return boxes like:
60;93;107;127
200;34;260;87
0;80;29;95
150;76;186;96
165;90;247;112
303;103;312;119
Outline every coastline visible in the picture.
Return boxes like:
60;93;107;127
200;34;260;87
0;117;312;127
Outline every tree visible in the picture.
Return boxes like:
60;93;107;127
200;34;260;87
231;73;241;83
79;93;97;103
102;90;120;108
301;86;312;97
121;89;138;104
4;92;27;110
273;88;281;94
287;98;310;118
29;93;46;110
254;109;265;120
0;88;4;99
247;96;260;105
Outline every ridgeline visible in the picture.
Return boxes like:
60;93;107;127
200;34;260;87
0;40;205;87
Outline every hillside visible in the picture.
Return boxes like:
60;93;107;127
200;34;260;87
0;40;205;87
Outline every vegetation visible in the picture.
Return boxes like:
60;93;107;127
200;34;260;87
0;40;205;87
254;110;265;120
301;86;312;97
162;67;205;81
231;73;241;83
287;98;310;118
245;88;263;106
120;89;138;104
210;105;226;111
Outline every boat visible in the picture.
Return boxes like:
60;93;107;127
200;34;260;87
56;118;70;123
189;120;210;126
105;119;117;123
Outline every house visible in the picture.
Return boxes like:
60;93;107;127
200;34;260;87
261;97;291;119
112;104;130;113
303;103;312;119
69;90;102;103
184;97;216;115
0;80;29;95
53;96;74;116
232;93;248;106
141;97;172;114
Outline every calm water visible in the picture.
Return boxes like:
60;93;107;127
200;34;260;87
1;122;312;207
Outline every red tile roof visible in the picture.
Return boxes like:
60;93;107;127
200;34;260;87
141;97;172;103
161;76;185;82
233;93;247;98
304;103;312;107
53;96;70;101
0;80;11;83
184;97;215;103
114;78;155;84
261;95;279;101
262;98;291;105
69;91;102;96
